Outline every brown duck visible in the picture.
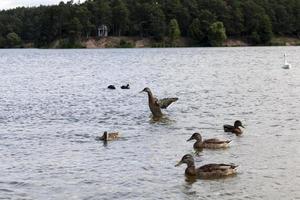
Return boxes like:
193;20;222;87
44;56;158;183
223;120;245;136
175;154;238;178
187;133;231;150
140;87;178;118
96;131;119;142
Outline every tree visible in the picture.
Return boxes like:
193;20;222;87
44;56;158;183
0;36;5;47
68;17;83;39
163;0;182;21
112;0;129;36
258;15;272;44
225;0;244;36
6;32;21;47
168;19;180;43
188;10;216;45
272;5;291;35
189;18;205;42
136;2;166;40
208;21;227;46
0;0;298;48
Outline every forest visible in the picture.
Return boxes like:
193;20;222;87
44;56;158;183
0;0;299;48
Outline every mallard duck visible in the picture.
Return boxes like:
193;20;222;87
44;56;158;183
108;85;116;90
187;133;231;149
121;84;130;89
175;154;238;178
96;131;119;141
140;87;178;118
223;120;245;135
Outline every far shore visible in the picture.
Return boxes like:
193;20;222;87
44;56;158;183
15;36;300;49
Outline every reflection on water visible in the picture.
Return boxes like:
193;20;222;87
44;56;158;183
0;47;300;199
149;115;174;124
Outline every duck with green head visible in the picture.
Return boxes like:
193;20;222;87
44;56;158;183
140;87;178;118
187;133;231;150
175;154;238;178
223;120;245;136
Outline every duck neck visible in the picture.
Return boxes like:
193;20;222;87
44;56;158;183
284;54;287;64
147;91;155;104
234;124;240;129
186;162;197;176
187;161;195;168
103;132;108;141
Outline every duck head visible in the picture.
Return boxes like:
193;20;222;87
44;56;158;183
187;133;202;142
140;87;151;93
175;154;195;167
234;120;244;128
102;131;108;141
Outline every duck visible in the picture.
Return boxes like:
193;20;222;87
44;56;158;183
108;85;116;90
121;84;130;89
175;154;238;178
282;53;291;69
140;87;178;118
96;131;119;142
223;120;245;136
187;132;231;149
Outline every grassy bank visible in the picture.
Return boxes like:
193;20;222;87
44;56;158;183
79;36;300;48
270;37;300;46
16;36;300;49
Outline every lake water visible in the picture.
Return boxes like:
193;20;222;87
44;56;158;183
0;47;299;200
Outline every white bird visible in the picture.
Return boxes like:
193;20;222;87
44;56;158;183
282;53;291;69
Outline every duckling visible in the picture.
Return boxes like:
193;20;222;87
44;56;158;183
96;131;119;142
187;133;231;149
140;87;178;118
121;84;130;89
175;154;238;178
223;120;245;135
108;85;116;90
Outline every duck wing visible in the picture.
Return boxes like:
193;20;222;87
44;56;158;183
158;98;178;109
204;138;231;144
223;124;234;132
154;97;161;107
198;164;237;172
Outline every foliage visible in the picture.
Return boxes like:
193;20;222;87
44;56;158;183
168;19;181;43
6;32;21;47
0;36;5;47
0;0;298;47
118;39;134;48
208;21;227;46
189;18;205;43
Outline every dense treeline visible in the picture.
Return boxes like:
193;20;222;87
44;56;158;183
0;0;299;48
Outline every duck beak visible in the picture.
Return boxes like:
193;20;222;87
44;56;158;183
241;125;245;128
187;137;193;142
139;90;145;93
175;160;183;167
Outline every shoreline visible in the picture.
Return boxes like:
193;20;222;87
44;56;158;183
3;36;300;49
82;36;300;48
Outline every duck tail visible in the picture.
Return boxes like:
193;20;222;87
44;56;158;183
232;165;239;169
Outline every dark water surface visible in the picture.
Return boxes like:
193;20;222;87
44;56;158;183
0;47;299;200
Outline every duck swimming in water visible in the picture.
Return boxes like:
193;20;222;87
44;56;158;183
223;120;245;136
187;133;231;150
107;85;116;90
121;84;130;89
140;87;178;118
96;131;119;142
282;53;291;69
175;154;238;178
